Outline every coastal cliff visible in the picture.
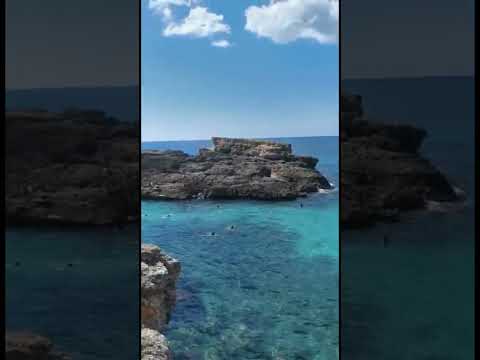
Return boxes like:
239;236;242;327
142;137;332;200
5;110;139;225
5;333;70;360
341;94;460;228
141;244;181;360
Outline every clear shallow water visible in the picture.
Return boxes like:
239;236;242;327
142;137;339;359
341;78;475;360
5;226;139;360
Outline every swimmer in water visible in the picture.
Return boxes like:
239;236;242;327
383;234;390;247
67;263;73;267
229;225;235;230
300;203;304;208
15;261;21;267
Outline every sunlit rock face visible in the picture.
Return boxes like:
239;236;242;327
141;244;180;360
142;137;331;201
141;328;172;360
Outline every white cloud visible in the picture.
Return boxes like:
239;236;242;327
162;7;173;21
164;7;231;38
148;0;194;12
211;39;231;48
148;0;199;21
245;0;338;44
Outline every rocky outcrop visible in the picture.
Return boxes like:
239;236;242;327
141;328;172;360
142;137;332;200
5;333;70;360
5;110;139;225
141;244;181;360
341;94;460;228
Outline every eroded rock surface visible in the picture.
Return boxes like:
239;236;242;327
141;328;172;360
141;244;180;360
341;94;460;228
5;332;70;360
142;137;332;200
5;110;139;225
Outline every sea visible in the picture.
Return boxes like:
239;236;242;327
341;77;475;360
142;136;339;360
5;226;139;359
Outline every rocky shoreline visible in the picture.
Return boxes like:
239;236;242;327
5;110;139;225
5;333;70;360
141;244;181;360
142;137;332;201
341;94;461;228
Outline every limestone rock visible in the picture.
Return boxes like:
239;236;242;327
142;137;332;200
5;332;70;360
5;110;139;225
141;244;180;360
141;328;172;360
341;94;459;228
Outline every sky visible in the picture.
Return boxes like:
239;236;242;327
5;0;138;89
141;0;339;141
342;0;475;79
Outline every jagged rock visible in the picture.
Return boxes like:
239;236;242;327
142;137;332;200
341;94;459;228
141;244;180;360
5;332;70;360
5;111;139;225
141;328;172;360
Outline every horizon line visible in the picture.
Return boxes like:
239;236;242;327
5;84;139;91
342;74;474;81
142;135;339;143
6;75;474;91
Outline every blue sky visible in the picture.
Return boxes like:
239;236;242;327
142;0;338;141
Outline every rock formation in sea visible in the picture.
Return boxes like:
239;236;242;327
341;94;460;228
142;137;332;200
5;110;139;225
141;244;181;360
5;332;71;360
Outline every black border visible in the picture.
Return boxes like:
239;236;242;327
138;1;143;359
338;0;342;357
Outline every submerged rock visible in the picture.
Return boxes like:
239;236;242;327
141;244;180;359
341;94;460;228
5;332;70;360
5;110;139;225
142;137;331;200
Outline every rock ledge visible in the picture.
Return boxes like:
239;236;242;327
141;244;180;360
142;137;332;200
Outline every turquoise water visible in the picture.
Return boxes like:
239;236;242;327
5;226;139;360
142;137;339;359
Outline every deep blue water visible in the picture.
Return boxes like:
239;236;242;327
142;137;339;359
5;226;139;360
341;77;475;360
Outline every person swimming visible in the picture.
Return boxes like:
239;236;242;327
300;203;304;208
210;232;216;236
383;234;390;247
229;225;235;230
15;261;21;267
67;263;73;267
